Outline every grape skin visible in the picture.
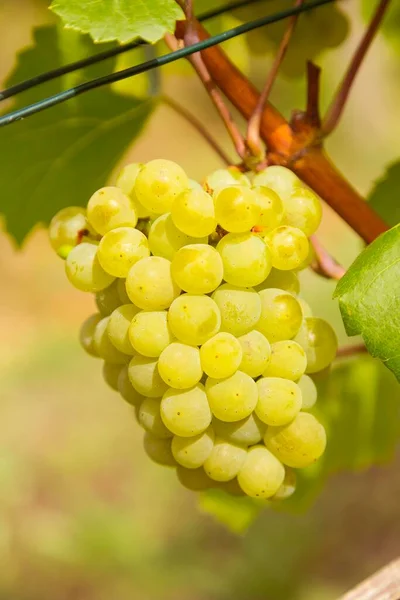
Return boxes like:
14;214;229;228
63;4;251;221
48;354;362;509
217;232;272;287
297;374;318;410
271;468;297;501
129;311;174;358
283;188;322;236
171;426;215;469
214;186;260;233
93;316;129;364
95;280;122;316
128;355;169;398
256;377;302;426
294;317;338;373
79;313;102;357
255;268;300;295
65;242;115;293
171;244;223;294
238;330;271;378
266;226;309;271
176;466;215;491
252;166;302;201
126;256;181;310
87;186;137;235
160;384;212;437
148;213;207;260
213;413;266;446
116;162;155;219
168;294;221;345
143;433;176;467
203;438;247;482
253;185;284;232
200;332;243;379
108;304;140;355
97;227;150;277
204;167;250;196
238;445;285;498
118;366;144;407
134;159;189;214
263;340;307;381
158;342;202;389
117;277;131;304
138;397;172;439
257;288;303;342
212;284;261;337
171;188;216;237
49;206;89;256
205;371;258;422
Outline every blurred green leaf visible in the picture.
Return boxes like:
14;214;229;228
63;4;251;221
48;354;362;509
199;488;262;533
0;26;154;245
333;225;400;380
367;161;400;227
362;0;400;52
50;0;185;43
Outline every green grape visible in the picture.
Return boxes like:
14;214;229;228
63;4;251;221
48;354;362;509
87;186;137;235
65;242;115;292
217;232;272;287
126;256;181;310
212;284;261;336
214;186;261;233
107;304;139;355
272;468;296;501
205;371;258;422
237;445;285;499
138;397;172;438
294;243;316;272
160;384;212;437
93;316;129;364
128;355;169;398
168;294;221;345
257;288;303;342
264;412;326;468
200;332;242;379
255;267;300;295
118;366;144;406
266;226;309;271
95;280;122;316
176;466;215;491
252;166;302;201
203;167;251;196
294;317;338;373
148;213;207;260
256;377;302;426
204;438;247;482
49;207;89;257
238;330;271;377
283;188;322;236
298;298;313;317
102;362;123;391
143;433;176;467
171;244;223;294
213;413;266;446
171;426;215;468
253;185;284;232
116;277;131;304
116;162;154;219
263;340;307;381
128;311;174;358
79;313;102;357
171;188;216;237
297;374;317;411
134;158;189;214
158;343;202;389
97;227;150;278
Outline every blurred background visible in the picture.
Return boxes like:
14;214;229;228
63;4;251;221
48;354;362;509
0;1;399;598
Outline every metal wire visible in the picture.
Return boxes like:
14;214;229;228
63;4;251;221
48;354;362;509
0;0;334;128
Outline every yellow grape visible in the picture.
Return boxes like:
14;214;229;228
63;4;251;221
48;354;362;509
49;207;89;257
253;185;284;232
297;374;317;410
283;187;322;236
128;355;169;398
128;311;174;357
93;316;129;364
266;226;309;271
158;342;202;389
118;366;144;407
217;232;272;287
116;162;154;219
294;317;338;373
238;330;271;377
171;426;215;468
87;186;137;235
255;268;300;295
65;242;115;292
214;186;260;232
171;244;223;294
252;166;302;201
126;256;181;310
203;167;250;196
272;468;297;500
256;377;302;426
148;213;207;260
134;159;189;214
205;371;258;422
237;445;285;498
257;288;303;342
138;397;172;439
143;433;176;467
79;313;102;357
212;284;261;337
200;332;243;379
171;188;217;237
176;466;215;491
97;227;150;277
95;280;122;316
212;413;266;446
160;384;212;437
203;438;247;482
168;294;221;345
107;304;140;354
263;340;307;380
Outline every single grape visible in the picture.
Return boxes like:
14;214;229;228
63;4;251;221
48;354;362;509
205;371;258;422
107;304;139;355
116;162;154;219
176;466;215;491
294;243;316;272
298;298;313;317
214;186;261;233
93;316;129;364
87;186;137;235
171;188;217;238
126;256;181;310
237;445;285;498
294;317;338;373
264;412;327;468
118;365;144;406
117;277;131;304
171;244;223;294
128;311;174;358
204;438;247;482
49;207;89;257
283;188;322;236
252;166;302;201
263;340;307;380
213;413;266;446
171;426;215;468
200;332;242;379
212;284;261;336
158;342;202;389
160;384;212;437
266;226;309;271
102;362;123;391
168;294;221;345
256;377;302;426
143;433;176;467
255;268;300;295
297;374;317;410
79;313;102;357
217;232;272;287
148;213;207;260
138;397;172;438
203;167;250;196
134;159;189;214
271;468;296;501
128;355;169;398
95;280;122;316
253;185;284;232
257;288;303;342
97;227;150;278
238;330;271;377
65;242;115;292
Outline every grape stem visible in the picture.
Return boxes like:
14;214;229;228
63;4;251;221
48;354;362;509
336;344;367;359
338;557;400;599
246;0;306;161
310;236;346;280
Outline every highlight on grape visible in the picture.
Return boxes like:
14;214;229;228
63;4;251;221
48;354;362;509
49;160;338;500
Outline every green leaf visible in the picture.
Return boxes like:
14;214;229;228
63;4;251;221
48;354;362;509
362;0;400;53
367;161;400;227
0;26;154;245
50;0;185;44
333;225;400;380
199;488;262;533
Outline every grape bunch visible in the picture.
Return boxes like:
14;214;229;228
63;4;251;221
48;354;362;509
49;159;337;500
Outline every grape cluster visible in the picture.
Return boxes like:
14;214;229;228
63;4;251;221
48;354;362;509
49;160;338;500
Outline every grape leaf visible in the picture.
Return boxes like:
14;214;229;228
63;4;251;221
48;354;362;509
333;225;400;380
367;161;400;227
0;26;154;245
50;0;185;44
